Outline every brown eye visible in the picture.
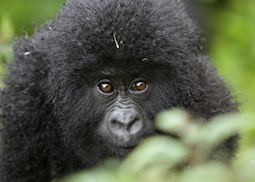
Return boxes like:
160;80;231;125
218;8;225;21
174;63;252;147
98;81;114;94
131;81;147;92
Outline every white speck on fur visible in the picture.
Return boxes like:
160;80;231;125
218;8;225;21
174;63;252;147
24;52;31;56
113;32;120;49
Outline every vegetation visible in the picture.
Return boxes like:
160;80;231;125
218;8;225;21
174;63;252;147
60;109;255;182
0;0;254;181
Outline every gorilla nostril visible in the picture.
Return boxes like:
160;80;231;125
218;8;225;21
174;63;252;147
110;119;123;130
108;114;143;135
111;119;117;125
128;118;143;135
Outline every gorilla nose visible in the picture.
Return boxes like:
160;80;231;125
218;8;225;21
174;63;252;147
108;109;143;136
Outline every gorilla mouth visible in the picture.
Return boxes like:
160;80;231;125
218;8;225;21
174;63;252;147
110;130;155;150
111;140;139;149
119;145;137;150
108;128;179;151
116;145;138;157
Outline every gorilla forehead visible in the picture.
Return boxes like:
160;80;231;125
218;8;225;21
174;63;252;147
44;0;201;67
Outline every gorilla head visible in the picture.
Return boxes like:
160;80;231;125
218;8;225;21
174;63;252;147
1;0;238;181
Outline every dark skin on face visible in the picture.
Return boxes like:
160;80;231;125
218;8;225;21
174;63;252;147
91;65;155;149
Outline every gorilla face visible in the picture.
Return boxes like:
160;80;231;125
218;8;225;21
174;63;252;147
94;64;174;147
42;0;203;162
95;70;152;148
52;61;177;161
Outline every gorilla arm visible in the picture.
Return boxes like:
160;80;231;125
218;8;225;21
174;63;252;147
1;38;52;182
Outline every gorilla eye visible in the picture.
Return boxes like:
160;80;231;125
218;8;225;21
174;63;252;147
97;80;114;94
131;80;148;93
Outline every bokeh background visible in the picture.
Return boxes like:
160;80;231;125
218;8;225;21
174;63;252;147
0;0;255;181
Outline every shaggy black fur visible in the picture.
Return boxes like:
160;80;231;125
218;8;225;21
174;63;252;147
0;0;238;181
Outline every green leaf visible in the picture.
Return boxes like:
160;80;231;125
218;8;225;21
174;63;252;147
201;114;246;149
156;109;192;135
120;136;189;175
59;160;120;182
180;162;233;182
234;148;255;182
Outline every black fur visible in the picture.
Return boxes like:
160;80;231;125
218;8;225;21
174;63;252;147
0;0;238;181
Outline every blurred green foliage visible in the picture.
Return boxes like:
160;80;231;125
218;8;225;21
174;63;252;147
60;110;255;182
0;0;64;35
209;0;255;115
195;0;255;150
0;0;255;181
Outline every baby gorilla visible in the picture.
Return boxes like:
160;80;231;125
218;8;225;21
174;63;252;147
0;0;238;181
